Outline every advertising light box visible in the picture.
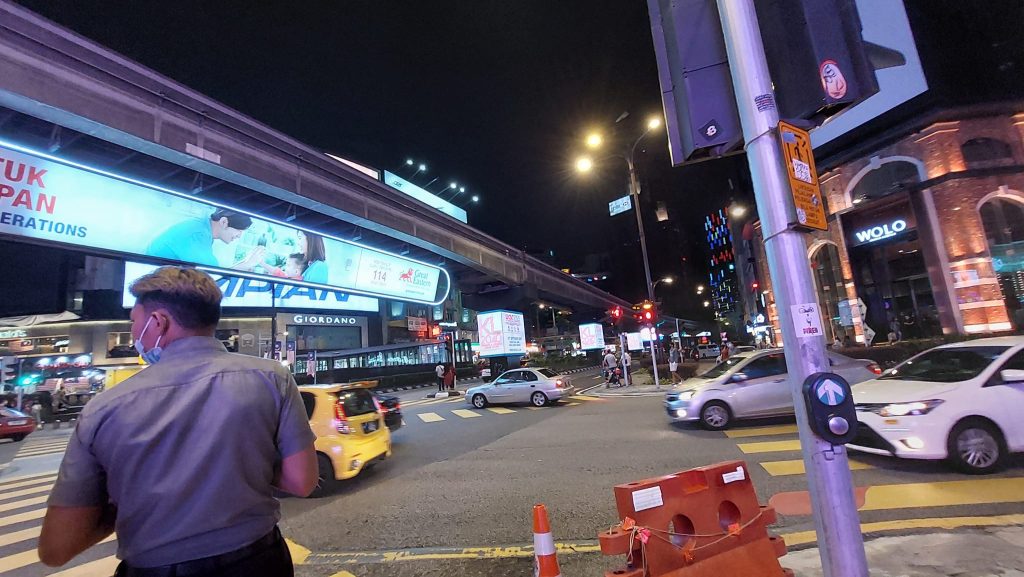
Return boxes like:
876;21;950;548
476;310;526;358
0;141;449;304
626;332;643;351
383;171;468;223
579;323;606;350
122;261;380;312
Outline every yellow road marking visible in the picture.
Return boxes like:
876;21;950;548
0;508;46;528
781;513;1024;547
417;412;445;423
760;459;873;476
15;449;67;458
862;477;1024;511
452;409;481;419
0;482;54;501
48;555;120;577
0;548;39;573
486;407;515;414
737;439;802;454
287;538;311;565
570;395;601;402
401;399;432;407
566;402;580;406
0;526;40;547
0;494;47;513
0;474;57;491
725;424;799;438
330;572;357;577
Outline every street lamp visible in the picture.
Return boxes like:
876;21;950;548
471;195;480;203
574;115;664;304
653;276;674;288
703;300;711;307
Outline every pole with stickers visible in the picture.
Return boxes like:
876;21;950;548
715;1;869;576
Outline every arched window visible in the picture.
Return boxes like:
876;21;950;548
809;243;849;341
962;138;1013;166
980;196;1024;331
848;161;921;205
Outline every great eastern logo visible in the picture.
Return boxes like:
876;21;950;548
399;268;431;287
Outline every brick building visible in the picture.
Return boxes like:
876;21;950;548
754;105;1024;345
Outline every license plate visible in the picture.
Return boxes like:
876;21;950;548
7;420;27;426
363;421;378;433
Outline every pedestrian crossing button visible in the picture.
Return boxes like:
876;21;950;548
828;416;850;436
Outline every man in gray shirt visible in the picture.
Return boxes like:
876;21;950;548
38;266;318;576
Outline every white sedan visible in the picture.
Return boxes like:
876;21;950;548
466;368;575;408
850;336;1024;474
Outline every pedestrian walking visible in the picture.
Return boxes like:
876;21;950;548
444;363;456;391
669;344;681;384
38;266;318;575
435;361;446;392
602;349;617;383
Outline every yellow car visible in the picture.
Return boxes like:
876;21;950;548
298;382;392;496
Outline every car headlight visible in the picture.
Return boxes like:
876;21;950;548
878;399;944;417
677;390;695;401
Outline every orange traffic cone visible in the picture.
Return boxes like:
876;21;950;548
533;504;562;577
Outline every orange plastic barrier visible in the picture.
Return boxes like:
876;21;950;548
597;460;791;577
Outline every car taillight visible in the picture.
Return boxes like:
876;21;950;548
555;379;565;389
868;362;882;375
333;400;351;434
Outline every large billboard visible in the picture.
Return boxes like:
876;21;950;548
383;171;468;223
0;141;450;304
476;310;526;358
579;323;606;350
810;0;927;148
122;261;380;312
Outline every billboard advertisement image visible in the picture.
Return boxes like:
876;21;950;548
0;141;449;304
579;323;606;350
476;310;526;358
626;332;643;351
122;261;380;312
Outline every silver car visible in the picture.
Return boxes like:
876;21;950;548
466;368;576;408
665;349;880;430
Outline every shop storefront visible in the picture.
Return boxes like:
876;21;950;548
754;110;1024;344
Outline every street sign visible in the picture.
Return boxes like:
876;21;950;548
815;378;845;406
778;120;827;231
791;302;824;339
608;195;632;216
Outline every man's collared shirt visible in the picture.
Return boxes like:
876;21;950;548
146;218;218;267
48;337;315;567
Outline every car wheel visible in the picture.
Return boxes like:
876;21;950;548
308;453;335;498
531;391;549;407
11;434;26;442
700;401;731;430
947;419;1005;474
472;394;488;409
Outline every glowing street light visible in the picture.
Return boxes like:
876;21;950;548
703;300;711;307
730;204;747;218
575;156;594;173
647;117;662;130
585;133;603;149
471;195;480;202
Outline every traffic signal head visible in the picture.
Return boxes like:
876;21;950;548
611;307;622;321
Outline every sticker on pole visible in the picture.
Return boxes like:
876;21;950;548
631;486;664;512
815;378;846;406
791;303;824;339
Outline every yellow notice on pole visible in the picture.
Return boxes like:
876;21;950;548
778;120;827;231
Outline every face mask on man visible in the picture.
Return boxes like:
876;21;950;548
134;316;164;364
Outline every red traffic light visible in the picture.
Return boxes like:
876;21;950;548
752;281;760;289
643;311;653;321
611;307;622;319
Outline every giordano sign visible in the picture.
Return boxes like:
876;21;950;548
289;314;359;326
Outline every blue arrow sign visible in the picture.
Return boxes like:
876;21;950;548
816;379;845;406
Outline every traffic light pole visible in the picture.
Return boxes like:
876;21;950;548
626;147;660;389
715;2;868;577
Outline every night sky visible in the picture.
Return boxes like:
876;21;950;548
10;0;750;318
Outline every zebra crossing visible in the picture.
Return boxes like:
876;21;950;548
721;423;1024;516
12;439;70;462
403;394;603;424
0;472;120;577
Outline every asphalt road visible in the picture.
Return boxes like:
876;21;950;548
2;366;1023;577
